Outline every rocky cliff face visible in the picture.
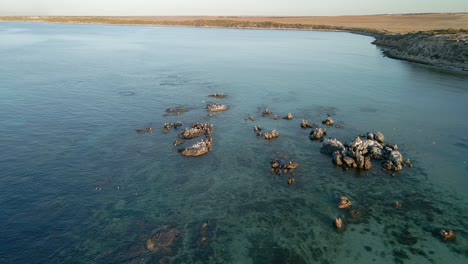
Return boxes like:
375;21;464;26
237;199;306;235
372;33;468;70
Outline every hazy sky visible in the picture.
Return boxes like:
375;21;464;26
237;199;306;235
1;0;467;16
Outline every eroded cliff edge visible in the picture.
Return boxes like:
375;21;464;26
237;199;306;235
372;31;468;71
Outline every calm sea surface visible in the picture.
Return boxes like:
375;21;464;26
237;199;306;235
0;23;467;263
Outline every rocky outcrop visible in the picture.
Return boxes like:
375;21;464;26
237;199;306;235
321;132;412;172
207;102;229;112
440;230;456;241
270;159;299;175
264;129;279;140
180;123;213;139
309;127;326;140
283;113;293;120
338;196;352;209
373;32;468;70
180;139;213;157
322;116;335;126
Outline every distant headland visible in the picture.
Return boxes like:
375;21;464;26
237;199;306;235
1;14;467;70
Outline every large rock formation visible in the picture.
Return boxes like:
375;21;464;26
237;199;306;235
321;132;410;172
373;32;468;70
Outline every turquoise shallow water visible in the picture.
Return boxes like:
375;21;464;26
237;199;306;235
0;23;467;263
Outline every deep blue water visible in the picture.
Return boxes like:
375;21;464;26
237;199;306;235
0;22;467;263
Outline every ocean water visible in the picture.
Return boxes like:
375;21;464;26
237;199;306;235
0;22;467;263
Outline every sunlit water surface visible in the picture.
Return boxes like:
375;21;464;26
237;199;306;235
0;23;467;263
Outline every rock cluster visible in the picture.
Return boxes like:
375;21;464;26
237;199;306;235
270;159;299;175
180;123;213;139
207;102;229;112
162;121;182;133
264;129;279;140
320;132;412;171
136;127;153;134
301;119;319;129
175;123;214;157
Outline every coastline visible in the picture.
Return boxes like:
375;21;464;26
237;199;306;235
1;16;467;70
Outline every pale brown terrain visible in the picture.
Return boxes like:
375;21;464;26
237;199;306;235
1;13;468;33
113;13;468;33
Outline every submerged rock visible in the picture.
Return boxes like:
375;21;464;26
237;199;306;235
136;127;153;134
244;115;255;122
208;93;226;98
165;106;190;116
173;140;184;147
146;225;180;255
